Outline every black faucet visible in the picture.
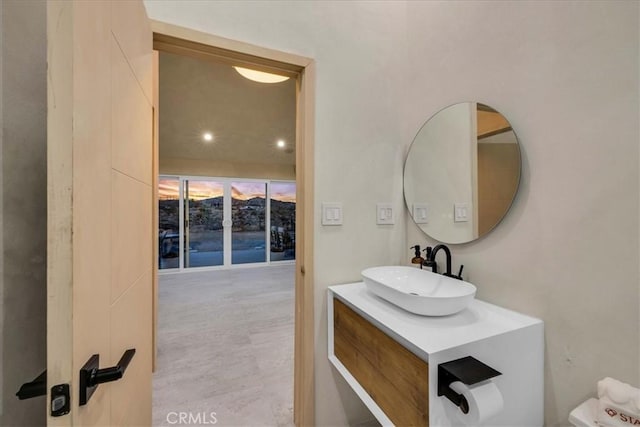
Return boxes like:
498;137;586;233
425;244;464;280
428;244;451;275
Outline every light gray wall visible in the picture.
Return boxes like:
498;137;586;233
0;1;47;425
144;1;640;426
405;2;639;425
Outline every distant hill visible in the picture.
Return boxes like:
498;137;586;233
159;196;295;232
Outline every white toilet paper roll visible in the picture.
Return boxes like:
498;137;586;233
449;380;504;425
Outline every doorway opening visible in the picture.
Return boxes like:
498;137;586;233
151;24;314;427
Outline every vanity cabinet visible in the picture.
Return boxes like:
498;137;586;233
328;283;544;427
334;298;429;426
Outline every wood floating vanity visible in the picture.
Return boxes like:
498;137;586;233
334;298;429;425
328;282;544;427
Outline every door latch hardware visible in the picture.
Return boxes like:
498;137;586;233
51;384;70;417
16;370;47;400
79;348;136;406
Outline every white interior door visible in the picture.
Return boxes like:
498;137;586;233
47;1;154;425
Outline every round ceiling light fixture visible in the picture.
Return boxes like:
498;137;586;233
277;139;286;149
203;132;214;142
233;66;290;84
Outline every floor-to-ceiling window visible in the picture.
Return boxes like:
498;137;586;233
159;176;295;271
231;181;267;265
270;181;296;261
184;179;225;268
158;177;181;269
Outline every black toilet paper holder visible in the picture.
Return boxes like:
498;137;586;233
437;356;502;414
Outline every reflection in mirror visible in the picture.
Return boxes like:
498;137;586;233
404;103;521;244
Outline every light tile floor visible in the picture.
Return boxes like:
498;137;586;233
153;265;295;427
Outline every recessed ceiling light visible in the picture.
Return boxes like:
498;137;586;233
203;132;213;142
277;140;286;148
234;66;290;84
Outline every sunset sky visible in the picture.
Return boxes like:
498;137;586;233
270;182;297;203
158;179;296;203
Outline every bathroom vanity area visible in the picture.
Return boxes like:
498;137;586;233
328;282;544;426
327;101;544;426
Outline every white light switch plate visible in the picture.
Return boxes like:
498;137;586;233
376;203;394;225
412;203;429;224
454;203;469;222
322;202;343;226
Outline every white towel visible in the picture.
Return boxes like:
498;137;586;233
597;377;640;427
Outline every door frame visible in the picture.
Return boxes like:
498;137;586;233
150;21;315;427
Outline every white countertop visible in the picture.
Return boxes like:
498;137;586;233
329;282;543;357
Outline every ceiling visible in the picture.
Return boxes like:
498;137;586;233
159;51;296;166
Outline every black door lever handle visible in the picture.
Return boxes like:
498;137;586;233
79;348;135;406
92;348;135;385
16;370;47;400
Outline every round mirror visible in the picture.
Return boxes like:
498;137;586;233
404;102;521;244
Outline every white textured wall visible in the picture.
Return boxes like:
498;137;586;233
404;2;639;426
144;1;640;426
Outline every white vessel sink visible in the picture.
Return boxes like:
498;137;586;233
362;266;477;316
